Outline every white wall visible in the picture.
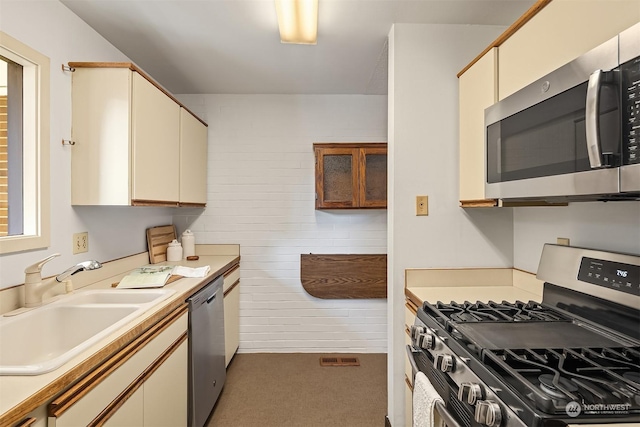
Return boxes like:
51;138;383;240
387;24;512;426
514;203;640;272
0;1;175;289
173;94;388;353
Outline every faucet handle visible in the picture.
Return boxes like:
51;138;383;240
25;253;60;274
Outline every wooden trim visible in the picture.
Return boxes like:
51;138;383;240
513;267;536;276
223;264;240;278
178;202;206;208
457;0;552;77
89;333;187;427
313;142;387;150
48;305;188;418
223;279;240;298
358;147;387;209
405;375;413;392
405;300;418;316
13;418;37;427
67;62;208;127
131;199;179;207
404;288;422;309
459;199;498;208
300;254;387;299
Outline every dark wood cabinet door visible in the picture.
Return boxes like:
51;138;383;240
314;143;387;209
359;147;387;208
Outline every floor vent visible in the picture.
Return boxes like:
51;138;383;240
319;356;361;367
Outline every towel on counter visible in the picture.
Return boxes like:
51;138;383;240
413;371;444;427
172;265;210;278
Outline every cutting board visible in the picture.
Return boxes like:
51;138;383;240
146;225;177;264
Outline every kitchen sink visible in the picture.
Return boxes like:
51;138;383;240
0;288;175;375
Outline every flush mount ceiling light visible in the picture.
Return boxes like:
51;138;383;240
275;0;318;45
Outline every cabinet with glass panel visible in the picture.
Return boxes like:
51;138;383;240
314;143;387;209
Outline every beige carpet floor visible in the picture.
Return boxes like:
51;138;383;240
207;353;387;427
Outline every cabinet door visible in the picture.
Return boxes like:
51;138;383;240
499;0;640;99
71;68;131;205
315;147;358;209
131;72;180;203
359;147;387;208
143;339;188;427
458;48;498;206
224;282;240;366
179;108;208;205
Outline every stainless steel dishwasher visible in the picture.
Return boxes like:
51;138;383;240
187;275;226;427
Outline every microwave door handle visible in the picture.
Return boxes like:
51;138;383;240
586;69;604;168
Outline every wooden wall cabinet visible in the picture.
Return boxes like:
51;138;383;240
70;63;207;207
314;143;387;209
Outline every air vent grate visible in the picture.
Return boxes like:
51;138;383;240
319;356;361;367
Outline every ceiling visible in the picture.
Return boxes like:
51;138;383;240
60;0;536;95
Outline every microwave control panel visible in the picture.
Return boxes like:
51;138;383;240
622;56;640;164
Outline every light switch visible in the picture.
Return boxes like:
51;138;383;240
416;196;428;216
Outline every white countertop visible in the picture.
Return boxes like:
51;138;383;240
0;254;239;425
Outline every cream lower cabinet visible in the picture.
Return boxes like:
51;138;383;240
458;48;498;207
48;308;188;427
499;0;640;99
223;266;240;366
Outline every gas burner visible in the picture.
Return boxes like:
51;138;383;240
623;371;640;386
538;374;578;399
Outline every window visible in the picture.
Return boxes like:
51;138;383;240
0;32;50;254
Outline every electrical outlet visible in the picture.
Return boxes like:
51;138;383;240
416;196;429;216
557;237;570;246
73;232;89;254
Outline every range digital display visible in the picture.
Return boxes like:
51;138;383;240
578;257;640;297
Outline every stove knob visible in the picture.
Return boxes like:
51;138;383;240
416;331;436;350
474;400;502;427
458;382;484;405
410;325;426;340
434;354;455;373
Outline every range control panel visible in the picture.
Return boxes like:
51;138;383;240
578;257;640;296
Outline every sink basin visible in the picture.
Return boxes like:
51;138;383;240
0;288;175;375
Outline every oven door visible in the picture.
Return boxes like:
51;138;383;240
406;346;466;427
485;34;621;200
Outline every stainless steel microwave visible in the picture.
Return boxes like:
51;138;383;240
485;22;640;202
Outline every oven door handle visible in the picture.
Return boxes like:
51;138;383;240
406;345;420;381
406;345;464;427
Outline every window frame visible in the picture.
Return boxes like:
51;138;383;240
0;31;50;254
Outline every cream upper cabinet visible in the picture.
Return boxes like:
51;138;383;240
499;0;640;100
458;48;498;207
131;72;181;203
179;108;208;205
70;63;207;207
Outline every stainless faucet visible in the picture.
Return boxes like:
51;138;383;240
24;254;103;307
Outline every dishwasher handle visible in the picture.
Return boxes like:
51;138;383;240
206;292;217;304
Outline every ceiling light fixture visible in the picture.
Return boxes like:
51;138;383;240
275;0;318;45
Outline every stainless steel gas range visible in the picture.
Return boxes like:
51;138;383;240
407;244;640;427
